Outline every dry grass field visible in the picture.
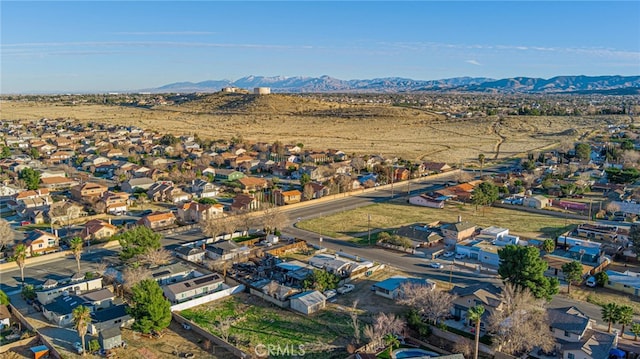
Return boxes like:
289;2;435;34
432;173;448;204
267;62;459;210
0;94;626;163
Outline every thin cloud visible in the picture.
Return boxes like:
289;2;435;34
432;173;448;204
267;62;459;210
466;59;481;66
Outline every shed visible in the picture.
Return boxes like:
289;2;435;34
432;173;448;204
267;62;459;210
30;345;50;359
289;290;326;315
99;326;122;350
522;195;550;209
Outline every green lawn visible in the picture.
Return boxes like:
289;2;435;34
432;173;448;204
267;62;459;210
181;296;353;358
296;202;582;241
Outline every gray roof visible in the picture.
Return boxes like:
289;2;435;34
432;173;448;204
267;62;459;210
547;307;590;335
99;325;122;339
91;304;129;323
43;295;87;315
79;288;114;303
290;290;326;307
174;246;205;256
561;330;616;359
164;273;223;297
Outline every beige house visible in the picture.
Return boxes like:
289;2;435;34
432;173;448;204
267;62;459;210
141;211;176;230
24;229;60;257
176;201;224;223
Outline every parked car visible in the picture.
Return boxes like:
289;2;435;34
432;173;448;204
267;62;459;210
323;289;337;299
337;284;355;294
455;253;466;259
429;262;444;269
442;251;455;258
74;342;84;354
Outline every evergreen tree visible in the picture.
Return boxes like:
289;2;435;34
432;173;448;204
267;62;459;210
114;226;162;261
498;245;559;300
19;168;41;190
561;261;583;295
128;279;172;333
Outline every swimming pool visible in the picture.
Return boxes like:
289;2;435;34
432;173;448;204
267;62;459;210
392;348;440;359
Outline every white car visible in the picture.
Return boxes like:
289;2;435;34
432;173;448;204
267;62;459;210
73;342;84;354
442;251;455;258
323;289;337;299
337;284;355;294
429;262;444;269
455;253;466;259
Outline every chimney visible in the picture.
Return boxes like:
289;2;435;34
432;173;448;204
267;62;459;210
458;215;462;223
108;217;111;225
54;229;59;237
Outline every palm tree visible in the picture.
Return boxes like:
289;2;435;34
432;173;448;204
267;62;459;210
618;305;634;338
383;333;400;358
630;323;640;341
70;237;84;274
468;304;485;359
478;153;486;178
601;302;620;333
72;305;91;356
13;244;27;286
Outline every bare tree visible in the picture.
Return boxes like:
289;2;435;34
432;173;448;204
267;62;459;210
488;283;555;356
397;283;456;325
215;317;235;342
122;265;151;292
0;218;14;252
622;150;640;168
455;171;473;183
202;215;226;241
452;339;474;359
260;204;287;234
606;202;621;215
137;248;173;267
235;210;258;235
364;312;405;349
349;300;361;345
221;215;240;240
303;184;315;201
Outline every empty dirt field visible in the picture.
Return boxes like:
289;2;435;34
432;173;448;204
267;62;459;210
1;94;627;164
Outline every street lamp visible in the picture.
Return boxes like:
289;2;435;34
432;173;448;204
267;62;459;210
367;214;372;246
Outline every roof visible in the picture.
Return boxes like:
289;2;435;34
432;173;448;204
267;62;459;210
164;273;224;296
43;294;86;315
450;283;502;307
40;176;75;184
605;270;640;289
281;189;302;196
99;325;122;339
0;305;10;320
174;246;205;256
562;330;616;359
276;260;311;272
374;276;432;292
547;307;590;335
144;211;176;222
79;288;114;303
238;176;267;187
91;304;129;323
290;290;326;306
443;221;476;233
126;177;155;186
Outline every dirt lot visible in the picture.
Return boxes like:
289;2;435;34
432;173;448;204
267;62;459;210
1;95;626;164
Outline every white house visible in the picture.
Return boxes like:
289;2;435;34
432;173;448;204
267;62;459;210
162;273;225;304
289;290;326;315
408;194;445;208
174;245;206;263
372;276;435;299
36;276;103;305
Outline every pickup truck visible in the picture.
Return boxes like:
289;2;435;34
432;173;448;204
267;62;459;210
337;284;355;294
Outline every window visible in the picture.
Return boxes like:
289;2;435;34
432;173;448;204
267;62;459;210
568;353;575;359
564;330;570;337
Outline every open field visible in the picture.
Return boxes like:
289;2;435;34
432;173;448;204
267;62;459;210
180;293;356;358
1;94;627;163
296;201;583;241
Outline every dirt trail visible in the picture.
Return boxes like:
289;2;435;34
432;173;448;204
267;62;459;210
492;119;507;159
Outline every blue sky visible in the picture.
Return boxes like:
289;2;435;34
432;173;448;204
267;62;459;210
2;1;639;93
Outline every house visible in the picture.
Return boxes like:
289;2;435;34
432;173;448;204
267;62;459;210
39;176;79;189
177;201;224;224
308;254;372;277
42;294;89;326
441;217;477;244
90;304;133;335
24;229;59;257
162;273;225;304
81;219;118;241
238;176;268;192
256;280;300;301
146;182;190;203
274;189;302;205
215;169;245;182
78;288;115;310
189;179;219;199
450;283;502;324
303;182;330;199
70;182;108;201
422;162;452;174
100;191;130;215
547;307;594;343
141;211;176;230
46;200;84;225
98;326;123;350
409;194;445;208
174;245;206;263
603;270;640;297
372;276;435;300
205;240;251;261
149;262;194;286
0;305;10;329
523;195;551;209
561;331;617;359
231;194;260;211
13;189;51;209
121;177;155;193
289;290;326;315
36;276;103;305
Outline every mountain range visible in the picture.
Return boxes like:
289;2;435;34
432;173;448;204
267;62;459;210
145;75;640;94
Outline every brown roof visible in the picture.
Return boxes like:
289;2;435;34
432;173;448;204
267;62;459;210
281;190;302;196
40;176;75;185
15;189;50;199
145;211;176;222
238;177;267;187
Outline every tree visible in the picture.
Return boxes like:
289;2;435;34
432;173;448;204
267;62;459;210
114;226;162;262
19;168;41;190
136;249;172;267
384;333;400;358
478;153;486;178
72;305;91;356
561;261;583;295
0;218;13;252
595;271;609;287
605;167;640;184
197;197;217;205
0;289;9;305
70;237;84;274
498;245;559;300
364;312;405;350
201;215;225;241
122;265;151;292
602;303;620;333
302;183;315;201
630;224;640;257
260;204;287;234
13;244;27;286
128;279;172;333
302;269;340;292
468;305;485;359
0;145;11;159
349;300;361;345
471;181;500;209
542;239;555;254
618;305;634;338
299;173;311;189
631;322;640;341
575;143;591;161
397;282;455;325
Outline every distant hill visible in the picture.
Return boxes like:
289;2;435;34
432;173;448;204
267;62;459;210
144;75;640;94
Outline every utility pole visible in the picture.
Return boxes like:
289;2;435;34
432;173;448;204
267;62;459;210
367;213;372;246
